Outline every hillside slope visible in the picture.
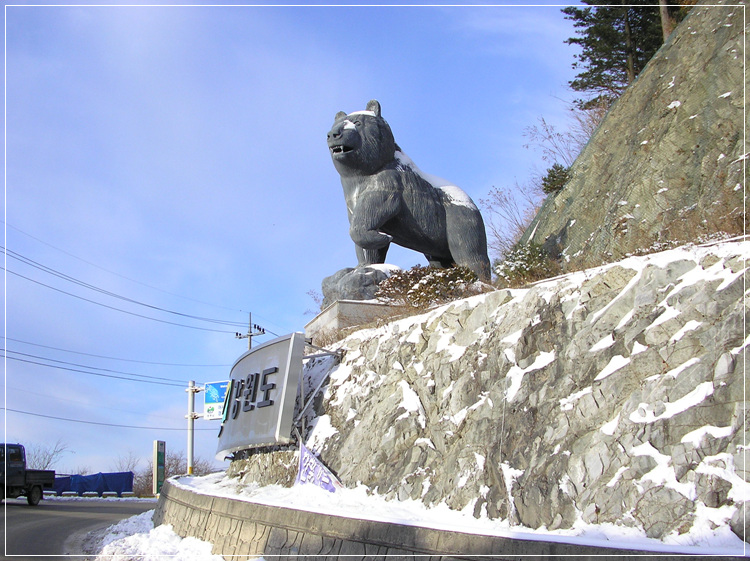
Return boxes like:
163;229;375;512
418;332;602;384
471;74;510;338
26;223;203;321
520;1;746;267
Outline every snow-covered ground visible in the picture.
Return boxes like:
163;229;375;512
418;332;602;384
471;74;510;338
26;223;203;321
83;509;226;560
86;470;746;559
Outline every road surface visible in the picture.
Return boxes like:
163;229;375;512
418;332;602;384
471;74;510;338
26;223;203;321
2;496;156;559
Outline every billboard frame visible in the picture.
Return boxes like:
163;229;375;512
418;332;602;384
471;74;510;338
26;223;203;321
215;332;305;459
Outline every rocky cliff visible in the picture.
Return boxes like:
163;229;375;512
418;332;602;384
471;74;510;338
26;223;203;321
520;0;746;267
230;238;748;546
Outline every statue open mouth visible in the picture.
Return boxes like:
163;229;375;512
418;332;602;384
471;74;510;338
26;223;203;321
330;144;354;155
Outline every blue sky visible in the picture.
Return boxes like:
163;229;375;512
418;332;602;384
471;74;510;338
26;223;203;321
4;2;582;473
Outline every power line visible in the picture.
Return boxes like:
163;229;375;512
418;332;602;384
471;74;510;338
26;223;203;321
3;220;247;315
6;384;184;422
4;221;292;333
5;354;187;387
6;338;231;367
3;408;217;431
5;267;238;334
5;247;248;328
3;349;192;384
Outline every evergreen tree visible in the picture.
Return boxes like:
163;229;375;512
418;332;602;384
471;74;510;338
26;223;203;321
540;163;570;195
562;2;664;109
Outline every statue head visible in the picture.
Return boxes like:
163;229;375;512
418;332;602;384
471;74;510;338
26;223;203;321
327;100;398;176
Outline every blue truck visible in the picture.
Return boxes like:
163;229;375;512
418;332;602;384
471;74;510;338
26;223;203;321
1;444;55;505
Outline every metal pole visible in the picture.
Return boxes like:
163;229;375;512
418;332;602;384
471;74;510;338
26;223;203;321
186;381;195;475
248;312;252;351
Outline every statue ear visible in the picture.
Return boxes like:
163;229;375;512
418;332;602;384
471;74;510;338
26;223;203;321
334;111;347;122
366;100;381;117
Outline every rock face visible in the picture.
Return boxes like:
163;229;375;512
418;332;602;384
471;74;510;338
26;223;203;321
321;265;400;309
520;1;746;267
318;240;748;540
232;239;748;543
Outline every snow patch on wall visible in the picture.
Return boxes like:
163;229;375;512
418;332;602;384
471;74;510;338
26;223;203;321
629;382;714;423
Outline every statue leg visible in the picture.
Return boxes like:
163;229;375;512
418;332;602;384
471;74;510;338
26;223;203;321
356;244;389;266
424;254;454;269
444;206;492;282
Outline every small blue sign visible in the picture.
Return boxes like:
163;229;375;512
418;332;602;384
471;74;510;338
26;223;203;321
204;381;229;420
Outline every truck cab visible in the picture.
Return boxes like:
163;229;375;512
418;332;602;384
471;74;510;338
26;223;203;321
2;444;27;489
1;444;55;505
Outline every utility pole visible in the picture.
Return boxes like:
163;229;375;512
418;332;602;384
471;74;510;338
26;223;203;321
235;312;266;350
185;381;202;475
248;312;253;350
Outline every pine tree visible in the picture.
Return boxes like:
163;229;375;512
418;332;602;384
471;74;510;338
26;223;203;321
562;2;664;109
540;164;570;195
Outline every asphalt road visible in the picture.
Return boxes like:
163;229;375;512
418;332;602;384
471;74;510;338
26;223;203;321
1;496;156;560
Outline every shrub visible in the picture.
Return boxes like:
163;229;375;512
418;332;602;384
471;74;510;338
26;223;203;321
375;265;479;309
495;243;561;287
540;163;570;195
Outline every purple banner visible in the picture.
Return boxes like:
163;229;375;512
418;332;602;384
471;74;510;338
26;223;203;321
296;442;342;493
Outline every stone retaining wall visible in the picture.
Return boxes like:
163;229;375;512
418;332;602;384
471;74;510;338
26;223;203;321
153;480;714;559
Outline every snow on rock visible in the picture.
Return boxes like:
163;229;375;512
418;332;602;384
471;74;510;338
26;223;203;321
560;387;593;411
366;263;402;274
670;320;703;341
662;357;701;379
226;239;748;550
629;382;715;423
396;379;426;428
631;442;696;499
594;355;630;381
589;334;615;352
681;425;733;446
600;413;620;436
306;414;339;451
505;351;556;401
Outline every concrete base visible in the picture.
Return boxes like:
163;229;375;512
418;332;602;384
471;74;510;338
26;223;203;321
153;480;713;560
304;300;397;344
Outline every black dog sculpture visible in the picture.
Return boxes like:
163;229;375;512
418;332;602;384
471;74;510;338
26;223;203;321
327;100;491;282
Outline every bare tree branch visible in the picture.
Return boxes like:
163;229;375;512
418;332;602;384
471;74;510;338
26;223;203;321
482;103;605;261
112;450;141;473
25;439;69;470
480;180;544;259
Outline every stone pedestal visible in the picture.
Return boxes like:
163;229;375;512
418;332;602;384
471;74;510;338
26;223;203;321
304;300;396;344
321;265;400;309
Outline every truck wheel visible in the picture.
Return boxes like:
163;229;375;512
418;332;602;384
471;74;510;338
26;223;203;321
26;486;42;506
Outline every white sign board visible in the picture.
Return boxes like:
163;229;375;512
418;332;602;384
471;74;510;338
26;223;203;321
153;440;165;495
215;332;305;459
203;381;229;420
